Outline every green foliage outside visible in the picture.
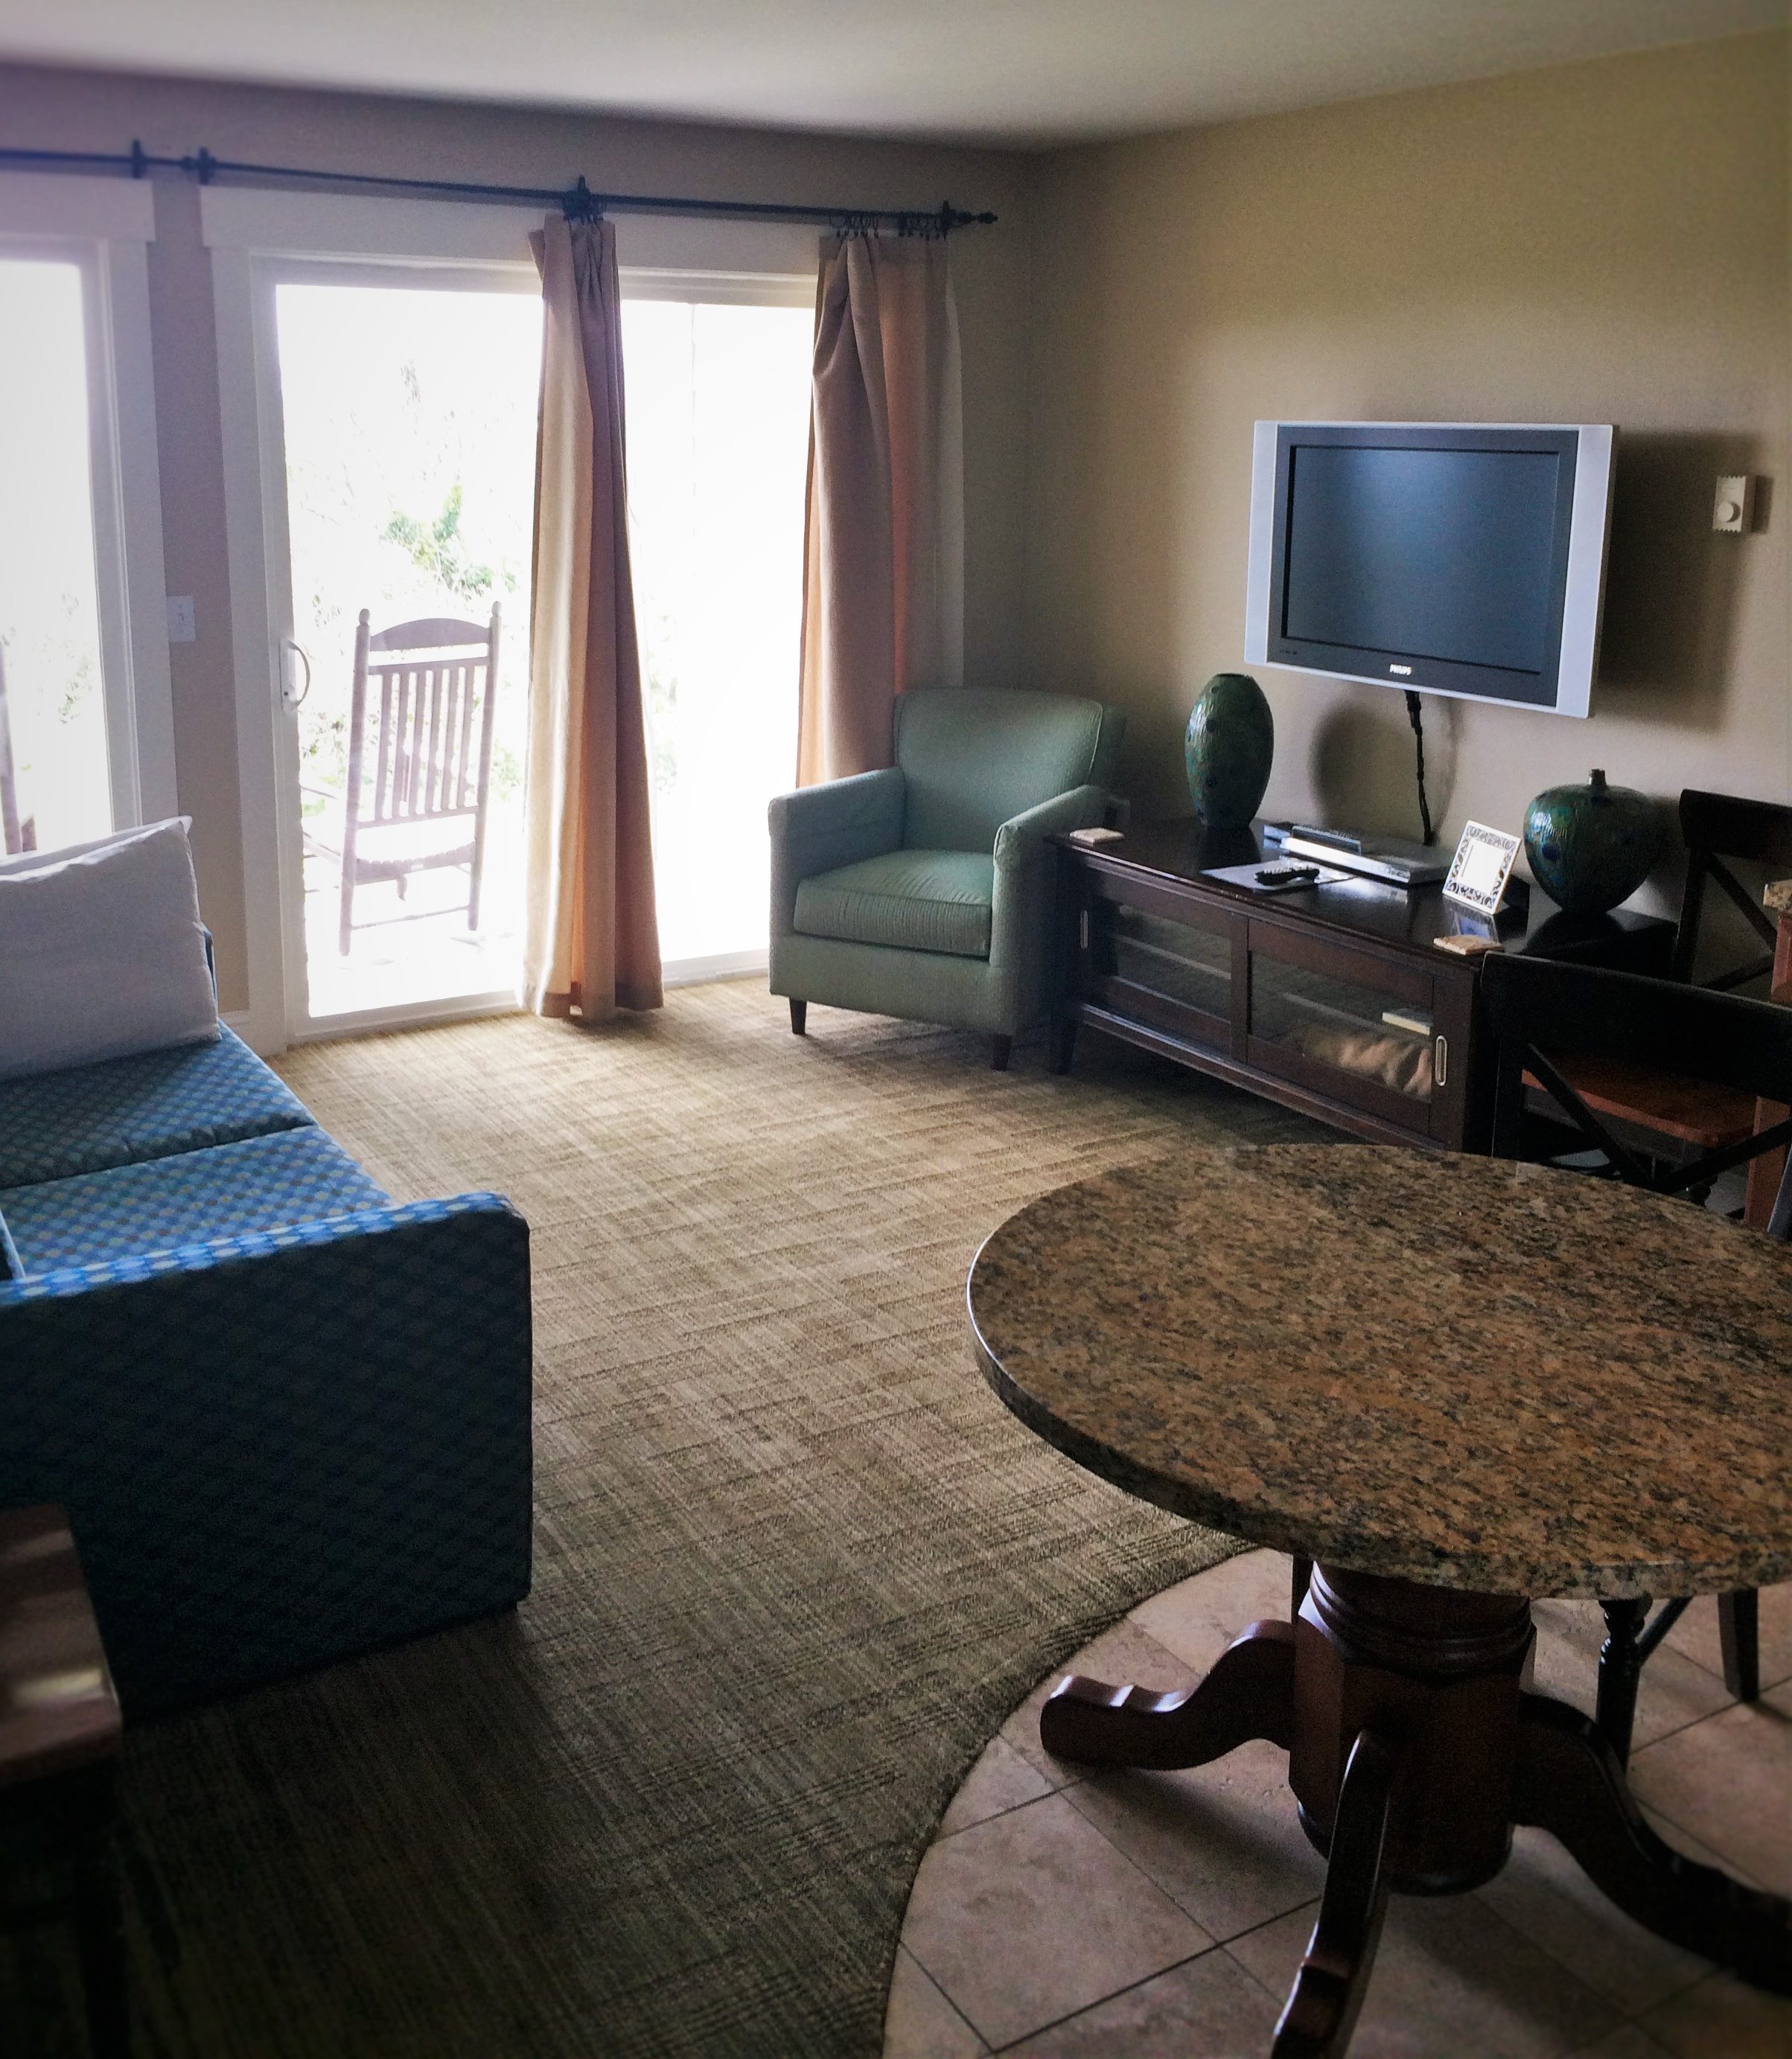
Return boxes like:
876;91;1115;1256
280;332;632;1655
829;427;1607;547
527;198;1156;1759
383;483;506;605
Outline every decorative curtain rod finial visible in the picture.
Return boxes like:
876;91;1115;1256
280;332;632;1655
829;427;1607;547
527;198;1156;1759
563;175;602;223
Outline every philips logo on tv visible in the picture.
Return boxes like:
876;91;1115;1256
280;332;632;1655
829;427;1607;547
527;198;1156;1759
1389;663;1413;675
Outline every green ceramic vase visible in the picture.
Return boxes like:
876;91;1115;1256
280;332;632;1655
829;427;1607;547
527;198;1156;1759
1522;769;1663;916
1184;672;1274;830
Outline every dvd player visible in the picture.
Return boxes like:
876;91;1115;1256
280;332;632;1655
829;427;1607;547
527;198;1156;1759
1281;826;1449;889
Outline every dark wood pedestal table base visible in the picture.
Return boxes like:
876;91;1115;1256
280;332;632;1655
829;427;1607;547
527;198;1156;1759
967;1147;1792;2058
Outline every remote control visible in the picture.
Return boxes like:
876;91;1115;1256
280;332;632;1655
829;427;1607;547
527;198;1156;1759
1254;864;1320;887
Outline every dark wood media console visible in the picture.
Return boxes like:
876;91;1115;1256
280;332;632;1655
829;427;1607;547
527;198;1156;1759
1051;819;1674;1152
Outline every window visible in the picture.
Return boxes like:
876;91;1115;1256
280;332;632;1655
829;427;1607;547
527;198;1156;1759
0;176;174;857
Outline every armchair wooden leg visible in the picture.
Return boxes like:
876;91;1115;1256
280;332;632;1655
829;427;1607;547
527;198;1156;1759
789;999;807;1037
991;1035;1013;1072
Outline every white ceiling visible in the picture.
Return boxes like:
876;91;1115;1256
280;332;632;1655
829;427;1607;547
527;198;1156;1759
4;0;1783;147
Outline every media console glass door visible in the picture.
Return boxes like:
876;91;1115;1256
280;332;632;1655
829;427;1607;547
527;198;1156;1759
1079;875;1238;1057
1245;922;1463;1142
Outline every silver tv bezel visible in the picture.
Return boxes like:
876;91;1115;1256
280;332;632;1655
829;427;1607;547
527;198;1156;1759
1243;420;1615;721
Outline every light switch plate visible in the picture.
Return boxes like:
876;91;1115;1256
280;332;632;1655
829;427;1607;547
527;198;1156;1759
1714;476;1756;534
166;596;197;643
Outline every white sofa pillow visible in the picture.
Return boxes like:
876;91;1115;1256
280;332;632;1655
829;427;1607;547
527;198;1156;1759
0;823;146;878
0;817;218;1081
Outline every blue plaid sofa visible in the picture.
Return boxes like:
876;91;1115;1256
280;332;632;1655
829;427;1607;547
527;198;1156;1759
0;1026;532;1717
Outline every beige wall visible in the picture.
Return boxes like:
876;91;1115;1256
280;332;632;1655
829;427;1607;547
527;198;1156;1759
0;64;1035;1009
1023;33;1791;906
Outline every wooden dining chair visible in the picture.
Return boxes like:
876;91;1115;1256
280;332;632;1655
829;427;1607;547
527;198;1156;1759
1525;791;1792;1184
1671;788;1792;989
332;605;502;954
0;645;37;858
1482;951;1792;1763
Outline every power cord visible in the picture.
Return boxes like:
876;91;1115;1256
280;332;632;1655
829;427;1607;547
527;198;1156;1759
1405;690;1435;847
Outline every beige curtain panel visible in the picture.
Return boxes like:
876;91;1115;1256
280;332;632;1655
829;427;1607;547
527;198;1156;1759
521;215;663;1019
797;234;964;786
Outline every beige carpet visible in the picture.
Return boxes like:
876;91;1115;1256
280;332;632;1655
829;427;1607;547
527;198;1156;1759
23;986;1320;2057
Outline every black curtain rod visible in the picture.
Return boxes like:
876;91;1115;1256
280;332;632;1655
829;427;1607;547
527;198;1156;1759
0;141;995;235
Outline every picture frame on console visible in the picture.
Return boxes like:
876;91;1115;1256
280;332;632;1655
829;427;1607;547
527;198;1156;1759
1444;823;1522;918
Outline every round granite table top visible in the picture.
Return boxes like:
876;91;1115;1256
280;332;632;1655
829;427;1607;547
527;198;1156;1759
968;1146;1792;1600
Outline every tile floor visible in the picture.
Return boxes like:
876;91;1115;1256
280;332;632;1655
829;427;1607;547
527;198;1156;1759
886;1550;1792;2059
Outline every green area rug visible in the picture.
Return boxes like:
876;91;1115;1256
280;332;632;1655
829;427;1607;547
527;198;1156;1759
19;985;1316;2056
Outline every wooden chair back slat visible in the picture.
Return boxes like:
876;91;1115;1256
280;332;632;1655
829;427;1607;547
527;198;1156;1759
408;671;426;817
397;669;413;814
442;666;459;813
372;670;391;823
456;663;476;809
425;667;443;815
394;670;412;816
436;669;448;811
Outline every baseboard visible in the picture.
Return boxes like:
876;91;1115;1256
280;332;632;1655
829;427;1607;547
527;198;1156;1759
221;1009;283;1057
663;950;768;989
229;962;765;1054
288;992;523;1046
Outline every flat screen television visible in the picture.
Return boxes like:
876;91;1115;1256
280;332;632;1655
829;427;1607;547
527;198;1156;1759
1244;421;1615;718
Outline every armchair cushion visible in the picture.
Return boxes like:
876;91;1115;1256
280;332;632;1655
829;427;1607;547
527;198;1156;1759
0;1128;388;1274
794;849;995;960
768;767;905;938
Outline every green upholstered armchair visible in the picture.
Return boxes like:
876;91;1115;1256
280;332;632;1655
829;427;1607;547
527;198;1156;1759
768;688;1126;1068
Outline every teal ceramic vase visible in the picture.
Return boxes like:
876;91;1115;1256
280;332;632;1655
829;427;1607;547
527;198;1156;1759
1184;672;1274;830
1522;769;1663;916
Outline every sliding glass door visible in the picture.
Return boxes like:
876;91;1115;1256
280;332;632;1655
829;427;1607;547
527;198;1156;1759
272;275;811;1022
621;287;812;977
209;193;819;1044
258;263;541;1033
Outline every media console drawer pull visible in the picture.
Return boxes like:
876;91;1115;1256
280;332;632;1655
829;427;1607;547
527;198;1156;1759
1435;1033;1449;1087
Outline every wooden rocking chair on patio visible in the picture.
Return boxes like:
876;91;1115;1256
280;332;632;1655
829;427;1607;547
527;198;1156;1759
0;646;38;858
325;605;502;955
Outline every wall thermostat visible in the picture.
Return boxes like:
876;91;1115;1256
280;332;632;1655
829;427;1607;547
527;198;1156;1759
1714;475;1758;534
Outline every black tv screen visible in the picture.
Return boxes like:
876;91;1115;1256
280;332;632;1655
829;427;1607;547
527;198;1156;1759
1246;423;1613;717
